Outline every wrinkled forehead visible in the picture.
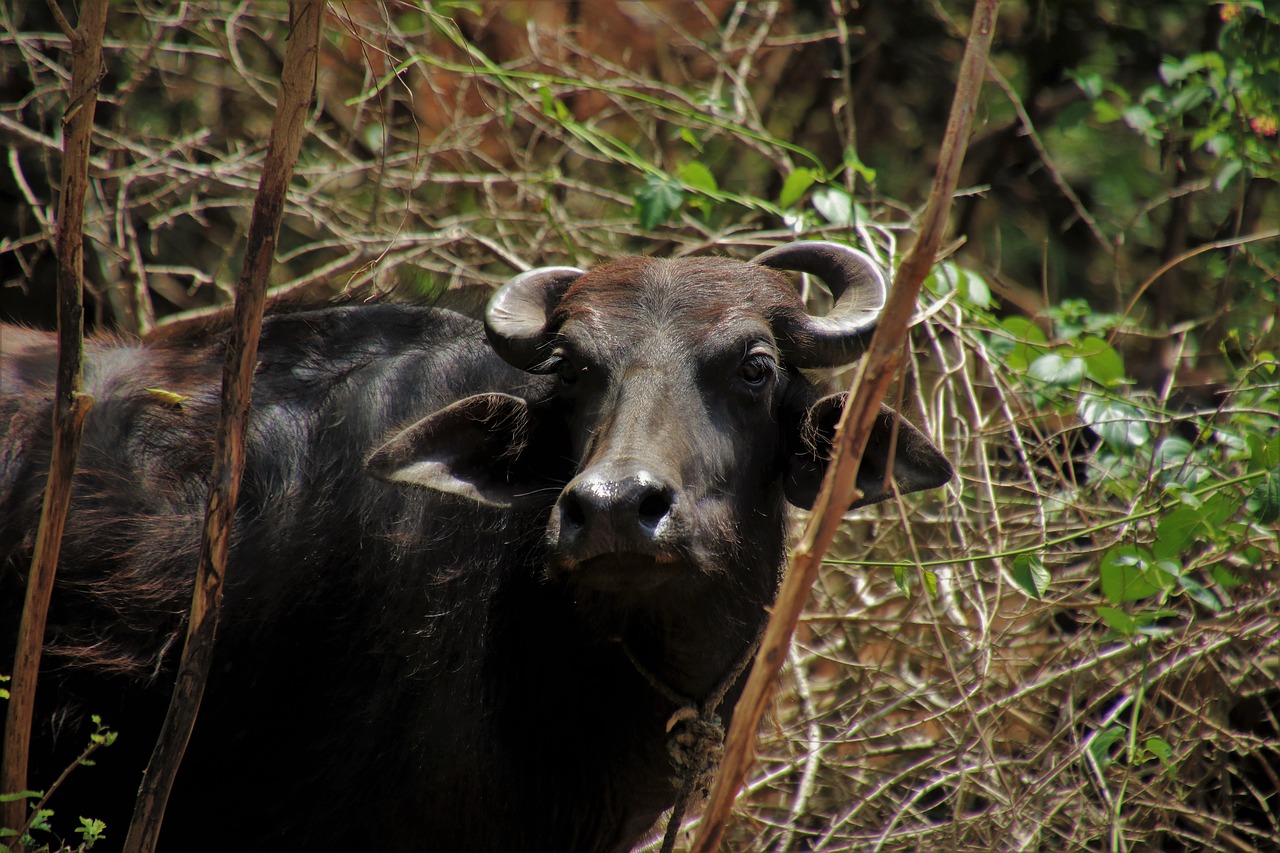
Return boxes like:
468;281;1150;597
554;256;805;339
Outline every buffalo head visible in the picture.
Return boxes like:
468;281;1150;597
367;242;951;593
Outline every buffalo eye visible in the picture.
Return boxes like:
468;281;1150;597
739;352;775;387
549;353;582;386
558;359;582;386
530;351;583;386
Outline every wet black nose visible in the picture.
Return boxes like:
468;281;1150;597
557;471;677;556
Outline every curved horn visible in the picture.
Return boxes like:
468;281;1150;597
752;241;887;368
484;266;585;370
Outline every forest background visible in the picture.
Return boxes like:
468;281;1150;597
1;1;1278;851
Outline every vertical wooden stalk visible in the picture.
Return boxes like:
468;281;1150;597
121;2;325;851
0;0;108;843
689;2;1001;850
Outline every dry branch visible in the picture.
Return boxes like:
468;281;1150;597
0;0;109;843
120;2;326;851
690;2;1001;849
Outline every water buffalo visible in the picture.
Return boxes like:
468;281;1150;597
0;242;951;852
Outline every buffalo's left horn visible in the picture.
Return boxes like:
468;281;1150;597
485;266;586;370
753;241;886;368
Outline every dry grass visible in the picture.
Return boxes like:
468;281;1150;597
692;307;1280;851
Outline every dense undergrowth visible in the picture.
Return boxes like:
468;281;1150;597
1;2;1277;851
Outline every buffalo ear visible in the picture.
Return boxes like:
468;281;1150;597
784;394;952;510
367;393;564;508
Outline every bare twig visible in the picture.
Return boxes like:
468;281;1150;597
984;65;1113;256
0;1;108;844
1110;229;1280;341
926;0;1113;257
691;2;1000;849
120;3;326;851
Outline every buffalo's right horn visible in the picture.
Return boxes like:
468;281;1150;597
485;266;586;370
753;241;887;368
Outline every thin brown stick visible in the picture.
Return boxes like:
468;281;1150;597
120;3;326;851
925;0;1113;257
984;65;1112;256
1110;228;1280;342
690;2;1000;849
0;0;108;844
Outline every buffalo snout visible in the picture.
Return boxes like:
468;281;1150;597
549;466;686;588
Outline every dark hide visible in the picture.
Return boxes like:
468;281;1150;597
0;252;950;852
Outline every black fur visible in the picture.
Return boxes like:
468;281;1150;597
1;257;950;852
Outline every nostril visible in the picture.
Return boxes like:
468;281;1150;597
562;493;586;530
636;488;673;529
557;472;677;552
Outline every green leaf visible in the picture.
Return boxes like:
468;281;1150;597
997;316;1049;370
1178;574;1222;611
812;187;854;226
1200;490;1242;529
1073;336;1125;386
1011;554;1051;599
145;387;189;407
1096;605;1136;635
1123;104;1161;140
1071;70;1105;99
75;816;107;843
677;161;718;194
778;168;819;208
1214;157;1245;192
1246;432;1280;471
1153;436;1194;470
679;127;705;153
892;564;910;595
1167;84;1211;117
1193;128;1232;154
929;263;992;309
1000;316;1047;344
0;790;43;803
536;85;570;122
957;267;991;309
922;569;938;598
1093;100;1124;123
1150;558;1180;592
29;809;53;833
1143;736;1173;765
1029;352;1086;387
1154;505;1205;559
1079;395;1150;450
1088;724;1127;768
634;176;684;230
1100;545;1160;604
1248;465;1280;524
1153;437;1211;488
1211;564;1245;589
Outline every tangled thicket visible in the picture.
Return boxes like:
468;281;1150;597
2;2;1277;851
